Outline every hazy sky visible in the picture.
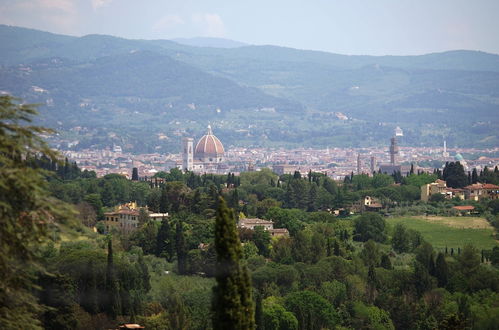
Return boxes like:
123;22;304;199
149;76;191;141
1;0;498;55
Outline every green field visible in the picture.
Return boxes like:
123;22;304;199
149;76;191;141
386;216;498;250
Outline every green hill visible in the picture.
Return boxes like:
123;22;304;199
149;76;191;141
0;25;498;152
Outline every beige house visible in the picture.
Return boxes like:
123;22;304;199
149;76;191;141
103;201;167;233
237;218;289;237
422;180;499;202
104;208;140;233
464;183;499;201
238;218;274;230
421;179;447;202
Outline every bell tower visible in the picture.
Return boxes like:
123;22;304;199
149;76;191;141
182;137;193;171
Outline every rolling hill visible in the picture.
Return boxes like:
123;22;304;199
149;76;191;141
0;25;497;152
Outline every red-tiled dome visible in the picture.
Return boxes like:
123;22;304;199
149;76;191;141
194;125;224;158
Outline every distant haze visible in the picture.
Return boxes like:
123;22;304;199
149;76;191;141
0;0;498;55
172;37;248;49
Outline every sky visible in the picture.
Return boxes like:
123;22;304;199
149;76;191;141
1;0;498;55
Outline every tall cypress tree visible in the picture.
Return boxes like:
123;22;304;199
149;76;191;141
82;260;99;314
255;291;263;330
212;197;255;330
132;167;139;181
471;168;478;184
156;218;173;261
435;252;448;287
176;221;187;275
106;238;121;319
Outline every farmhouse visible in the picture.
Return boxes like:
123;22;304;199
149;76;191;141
237;217;289;237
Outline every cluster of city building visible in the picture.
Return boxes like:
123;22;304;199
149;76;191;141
60;126;499;180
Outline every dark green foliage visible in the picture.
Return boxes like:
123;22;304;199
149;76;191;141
284;291;338;330
130;221;159;255
253;226;271;257
354;212;387;242
380;254;393;270
176;221;188;275
38;273;79;330
156;218;173;260
443;162;468;188
392;223;410;253
132;167;139;181
255;292;263;330
413;261;435;297
80;260;99;314
105;238;121;319
435;253;448;287
416;242;436;275
0;95;74;328
458;244;481;277
262;298;298;330
212;197;255;329
361;240;381;267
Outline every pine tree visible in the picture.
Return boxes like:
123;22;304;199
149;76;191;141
212;197;255;330
176;221;187;275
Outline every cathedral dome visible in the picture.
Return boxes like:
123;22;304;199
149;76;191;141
194;125;224;162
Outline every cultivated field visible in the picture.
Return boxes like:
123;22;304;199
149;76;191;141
387;216;498;250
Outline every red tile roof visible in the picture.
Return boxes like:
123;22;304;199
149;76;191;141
452;205;475;211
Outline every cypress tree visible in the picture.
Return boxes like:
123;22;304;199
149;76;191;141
156;218;173;261
132;167;139;181
471;168;478;184
176;221;187;275
380;254;392;270
435;252;448;287
255;292;263;330
106;238;121;319
333;239;340;256
82;260;99;314
367;265;377;303
138;254;151;292
212;197;255;330
159;187;169;213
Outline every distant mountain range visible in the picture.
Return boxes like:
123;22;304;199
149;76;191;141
0;25;498;153
172;37;249;48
